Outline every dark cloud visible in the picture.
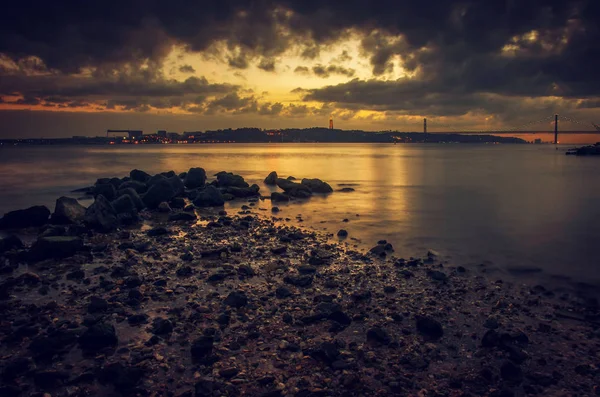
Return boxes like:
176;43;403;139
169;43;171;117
178;64;196;73
258;102;284;115
258;58;276;72
312;64;355;78
1;0;600;122
333;50;352;63
294;66;310;75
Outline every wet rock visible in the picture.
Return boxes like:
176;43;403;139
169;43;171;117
193;185;225;207
271;192;290;202
219;367;239;379
88;296;108;313
118;180;147;193
147;226;169;237
298;265;317;274
169;211;197;221
226;186;260;198
176;266;193;277
2;357;33;382
271;206;280;212
500;360;522;381
337;229;348;237
416;316;443;339
111;193;138;218
275;178;312;198
481;329;500;347
152;318;174;335
51;196;86;224
158;201;172;212
130;169;151;183
33;369;70;388
78;322;118;352
301;178;333;193
351;290;372;302
284;275;313;287
307;342;340;365
369;245;386;257
98;362;145;391
384;285;397;293
338;187;355;192
271;246;287;255
116;187;145;211
0;235;23;253
171;197;186;209
276;286;293;299
128;314;149;325
264;171;278;185
427;270;448;281
329;311;352;326
191;336;214;360
367;327;391;345
93;183;117;201
0;205;50;229
216;171;249;188
29;236;84;261
237;264;256;277
224;291;248;308
143;179;176;209
84;195;118;232
484;316;500;329
168;175;185;196
29;329;78;360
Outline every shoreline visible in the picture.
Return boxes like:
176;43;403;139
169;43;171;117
0;170;599;396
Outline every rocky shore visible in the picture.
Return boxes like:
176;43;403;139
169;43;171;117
0;168;599;397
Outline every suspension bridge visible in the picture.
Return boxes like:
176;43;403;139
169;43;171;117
413;114;600;144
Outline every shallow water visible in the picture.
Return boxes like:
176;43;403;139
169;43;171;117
1;143;599;286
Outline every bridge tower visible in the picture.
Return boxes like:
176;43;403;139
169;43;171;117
424;118;427;133
554;114;558;144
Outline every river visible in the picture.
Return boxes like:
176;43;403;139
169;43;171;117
1;143;599;290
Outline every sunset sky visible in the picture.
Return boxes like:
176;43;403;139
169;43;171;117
1;0;600;142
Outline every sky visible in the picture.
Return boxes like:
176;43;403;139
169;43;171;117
1;0;600;142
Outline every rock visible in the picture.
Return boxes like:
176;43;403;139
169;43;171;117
158;202;172;212
276;286;292;299
416;316;444;339
284;275;313;287
127;314;149;325
2;357;33;381
33;370;70;388
193;186;225;207
143;179;176;209
88;296;108;313
116;188;145;210
184;167;207;188
130;169;151;183
484;316;500;329
226;186;260;198
215;171;249;188
219;367;239;379
51;196;86;224
271;206;280;212
500;360;522;381
118;180;147;193
338;187;355;192
167;175;185;196
98;362;145;391
29;236;84;261
111;194;138;217
0;235;23;253
78;323;118;352
337;229;348;237
481;329;500;347
329;311;352;326
301;178;334;193
0;205;50;229
367;327;391;345
169;212;197;221
369;245;386;256
191;336;214;360
275;178;312;198
383;285;397;293
170;197;186;209
271;192;290;202
93;183;117;201
147;174;167;187
224;291;248;308
428;270;448;281
271;246;287;255
84;195;118;232
264;171;278;185
152;318;174;335
148;227;169;237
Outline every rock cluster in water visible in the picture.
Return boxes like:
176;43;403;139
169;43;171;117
0;168;597;397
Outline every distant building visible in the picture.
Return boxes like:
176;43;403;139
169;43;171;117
157;130;167;138
167;132;180;140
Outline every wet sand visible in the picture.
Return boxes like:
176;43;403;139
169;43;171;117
1;203;600;397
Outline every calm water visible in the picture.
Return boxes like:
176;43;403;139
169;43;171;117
1;143;599;287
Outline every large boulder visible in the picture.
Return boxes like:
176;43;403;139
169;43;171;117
93;183;116;201
225;186;260;198
51;197;86;224
29;236;84;262
275;178;312;198
193;186;225;207
118;180;147;194
0;235;23;253
167;176;185;196
301;178;333;193
130;169;151;183
142;179;176;209
0;206;50;229
184;168;207;189
271;192;290;202
215;172;249;188
111;194;138;217
116;188;145;211
147;174;168;187
84;195;118;232
264;171;278;185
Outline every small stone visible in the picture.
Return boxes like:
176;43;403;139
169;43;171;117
219;367;239;379
337;229;348;237
224;291;248;308
416;316;443;339
367;327;391;345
